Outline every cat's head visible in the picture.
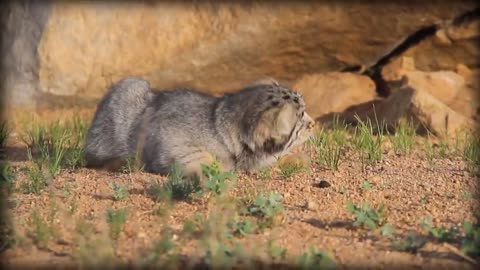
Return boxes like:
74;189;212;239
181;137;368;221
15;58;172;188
240;79;316;154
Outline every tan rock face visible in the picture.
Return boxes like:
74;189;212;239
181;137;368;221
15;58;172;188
34;1;477;103
292;72;377;120
404;20;480;71
406;86;476;137
383;56;480;121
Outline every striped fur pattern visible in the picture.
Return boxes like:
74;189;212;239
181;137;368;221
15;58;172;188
84;77;315;180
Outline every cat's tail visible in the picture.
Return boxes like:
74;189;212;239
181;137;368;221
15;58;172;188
84;77;155;169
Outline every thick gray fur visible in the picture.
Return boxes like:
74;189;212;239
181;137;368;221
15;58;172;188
84;76;315;178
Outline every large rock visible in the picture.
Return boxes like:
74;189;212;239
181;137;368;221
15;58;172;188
326;85;476;136
382;56;480;121
403;18;480;71
403;86;476;136
292;72;377;120
0;1;50;108
1;1;478;108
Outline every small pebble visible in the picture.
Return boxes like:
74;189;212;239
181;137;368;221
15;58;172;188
305;200;317;210
314;179;331;188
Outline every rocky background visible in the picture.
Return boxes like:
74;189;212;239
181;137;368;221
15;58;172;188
1;1;479;137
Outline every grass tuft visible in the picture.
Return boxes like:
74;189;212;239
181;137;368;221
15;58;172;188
352;115;384;167
106;208;128;240
390;119;416;155
309;122;347;171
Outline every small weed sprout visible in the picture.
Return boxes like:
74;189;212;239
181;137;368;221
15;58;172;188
22;150;49;194
297;247;336;270
423;135;436;165
461;221;480;257
1;163;16;193
258;168;272;180
420;217;459;242
202;160;236;196
143;229;178;267
346;200;388;230
248;192;284;229
121;154;145;174
28;209;56;249
106;208;128;240
278;162;305;179
391;232;427;253
229;219;255;237
159;162;202;201
110;183;129;201
379;224;395;236
266;240;287;261
438;138;450;158
0;121;9;147
360;180;373;191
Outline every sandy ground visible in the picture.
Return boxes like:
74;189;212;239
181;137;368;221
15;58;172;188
1;108;479;269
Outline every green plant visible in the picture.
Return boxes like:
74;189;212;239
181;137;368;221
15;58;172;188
420;217;459;242
202;161;236;196
258;168;272;180
297;247;336;270
201;242;239;269
21;117;89;175
121;154;144;174
229;220;255;237
1;163;16;193
110;183;129;201
65;146;86;170
461;221;480;257
247;192;284;229
157;162;202;201
379;224;395;236
266;240;286;261
142;228;178;267
28;208;56;249
463;133;480;175
309;126;347;171
391;232;427;253
64;116;88;169
21;121;70;176
438;138;450;158
419;195;429;204
0;121;9;147
278;162;305;179
106;208;128;240
346;200;388;230
41;122;70;175
22;155;49;194
197;199;247;269
74;218;116;267
352;116;384;167
360;180;373;191
390;119;416;155
424;137;436;165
